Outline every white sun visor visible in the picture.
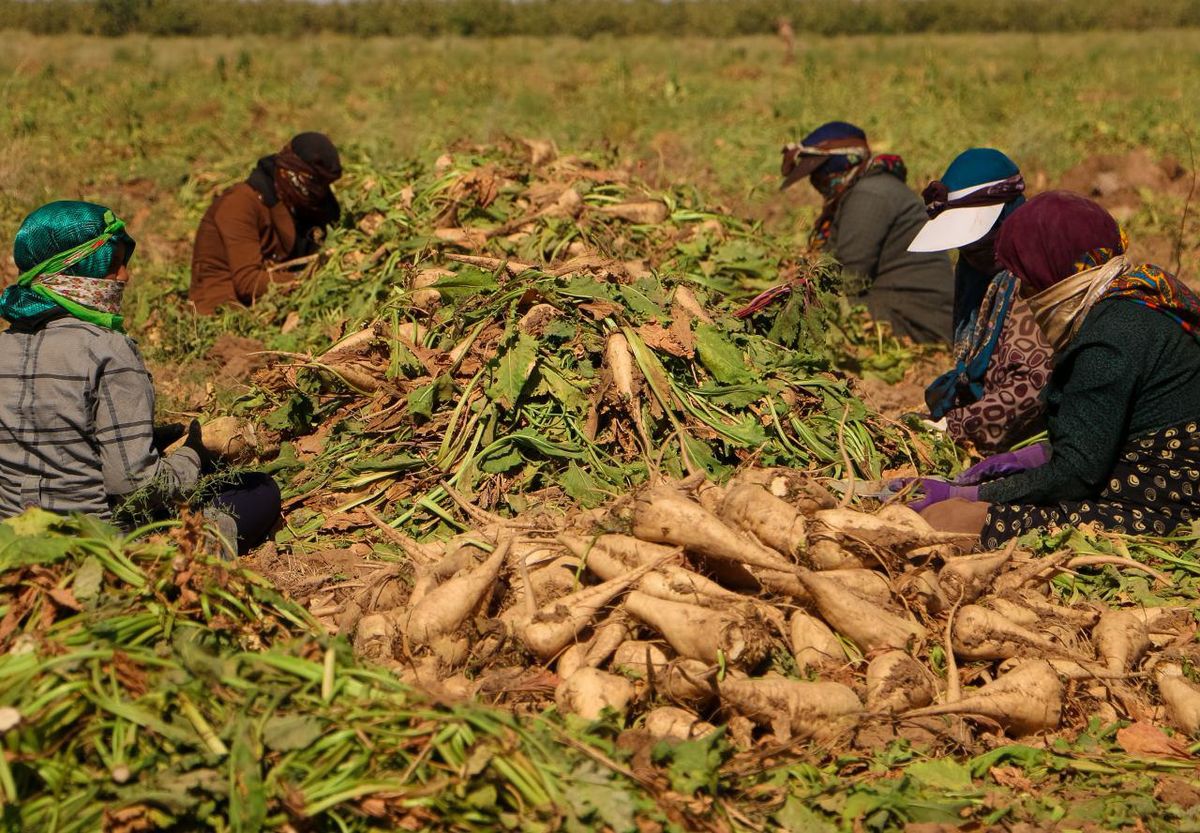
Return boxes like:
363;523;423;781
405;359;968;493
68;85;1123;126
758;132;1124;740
907;179;1009;253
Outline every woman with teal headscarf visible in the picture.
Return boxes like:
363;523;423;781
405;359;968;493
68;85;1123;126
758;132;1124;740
908;149;1054;455
0;201;280;556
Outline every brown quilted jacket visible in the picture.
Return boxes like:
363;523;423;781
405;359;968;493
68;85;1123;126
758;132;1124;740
189;182;299;315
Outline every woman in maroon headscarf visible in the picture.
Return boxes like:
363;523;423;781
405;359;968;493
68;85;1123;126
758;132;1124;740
190;132;342;314
903;190;1200;544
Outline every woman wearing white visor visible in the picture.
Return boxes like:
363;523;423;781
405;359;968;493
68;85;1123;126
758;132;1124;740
908;148;1053;455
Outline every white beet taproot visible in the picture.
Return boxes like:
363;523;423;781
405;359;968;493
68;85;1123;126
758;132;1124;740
637;565;745;606
978;596;1040;628
405;538;512;647
1007;591;1100;629
903;661;1064;735
729;468;837;513
1093;609;1151;673
558;533;679;581
789;611;844;671
582;614;634;669
199;416;262;462
353;612;398;662
1129;605;1194;634
718;677;862;740
796;570;926;653
557;643;588;679
806;537;866;570
997;656;1127;681
599;200;670;224
937;544;1017;604
866;651;935;714
521;559;662;659
990;550;1072;594
632;486;796;573
951;605;1081;662
718;483;806;561
611;640;671;678
555;668;635;720
605;332;637;402
409;545;485;608
1157;665;1200;735
661;659;718;707
642;706;716;740
672;285;715;326
813;507;973;551
694;481;727;515
624;591;770;669
895;567;948;616
809;568;899;608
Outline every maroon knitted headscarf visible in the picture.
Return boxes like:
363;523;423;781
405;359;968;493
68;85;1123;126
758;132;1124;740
995;191;1123;293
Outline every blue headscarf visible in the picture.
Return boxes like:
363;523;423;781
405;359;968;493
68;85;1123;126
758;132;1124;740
800;121;867;175
923;149;1027;420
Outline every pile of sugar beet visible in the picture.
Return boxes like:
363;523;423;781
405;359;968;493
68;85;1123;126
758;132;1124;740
343;467;1200;748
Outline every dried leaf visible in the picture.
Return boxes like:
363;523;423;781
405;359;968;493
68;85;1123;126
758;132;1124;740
638;322;692;358
1117;721;1192;760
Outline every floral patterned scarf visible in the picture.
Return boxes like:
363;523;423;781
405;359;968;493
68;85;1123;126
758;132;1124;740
808;154;908;252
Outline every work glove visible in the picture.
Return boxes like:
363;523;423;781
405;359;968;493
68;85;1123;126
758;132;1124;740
954;442;1050;486
152;422;185;453
890;478;980;513
181;419;216;475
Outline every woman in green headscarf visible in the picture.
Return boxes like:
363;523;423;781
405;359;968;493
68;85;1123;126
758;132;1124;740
0;201;280;556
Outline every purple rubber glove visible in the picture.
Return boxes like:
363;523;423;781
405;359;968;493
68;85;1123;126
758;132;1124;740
890;478;980;512
954;442;1050;486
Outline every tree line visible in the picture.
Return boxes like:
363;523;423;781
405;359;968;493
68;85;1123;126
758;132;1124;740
4;0;1197;38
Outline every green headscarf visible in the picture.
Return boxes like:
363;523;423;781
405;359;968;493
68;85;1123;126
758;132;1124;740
0;201;136;331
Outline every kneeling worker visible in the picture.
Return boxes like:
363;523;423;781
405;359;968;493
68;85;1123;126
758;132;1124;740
190;132;342;314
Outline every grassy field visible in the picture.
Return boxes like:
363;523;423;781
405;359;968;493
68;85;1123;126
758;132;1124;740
5;30;1200;832
3;30;1200;283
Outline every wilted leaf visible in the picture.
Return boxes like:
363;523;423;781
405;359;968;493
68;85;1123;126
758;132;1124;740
565;760;638;833
230;719;267;833
263;714;324;752
694;324;752;385
72;556;105;605
561;463;607;507
651;728;729;795
773;798;836;832
906;758;974;792
638;322;692;358
486;332;539;410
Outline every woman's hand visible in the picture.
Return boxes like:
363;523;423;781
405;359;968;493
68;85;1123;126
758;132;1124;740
955;442;1050;485
891;478;980;512
182;419;216;475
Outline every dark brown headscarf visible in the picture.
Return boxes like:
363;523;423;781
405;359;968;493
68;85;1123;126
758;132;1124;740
273;132;342;213
995;191;1123;293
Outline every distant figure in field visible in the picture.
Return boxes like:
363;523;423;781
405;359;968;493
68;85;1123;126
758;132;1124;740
190;132;342;315
909;148;1053;453
780;121;954;343
776;17;795;64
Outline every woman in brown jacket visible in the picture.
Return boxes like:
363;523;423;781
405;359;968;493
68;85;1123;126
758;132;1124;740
189;132;342;314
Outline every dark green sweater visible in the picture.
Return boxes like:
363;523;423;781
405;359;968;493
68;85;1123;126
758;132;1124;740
832;172;955;343
980;298;1200;505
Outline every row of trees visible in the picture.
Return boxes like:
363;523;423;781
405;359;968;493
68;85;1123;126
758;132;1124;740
6;0;1198;38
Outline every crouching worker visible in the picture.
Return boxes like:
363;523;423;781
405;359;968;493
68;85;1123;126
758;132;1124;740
190;132;342;314
908;149;1053;452
902;192;1200;545
779;121;954;343
0;201;281;556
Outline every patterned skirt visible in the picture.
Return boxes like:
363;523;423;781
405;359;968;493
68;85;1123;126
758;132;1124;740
981;418;1200;548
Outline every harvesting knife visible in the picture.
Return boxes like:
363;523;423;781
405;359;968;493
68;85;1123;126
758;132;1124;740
822;478;902;501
